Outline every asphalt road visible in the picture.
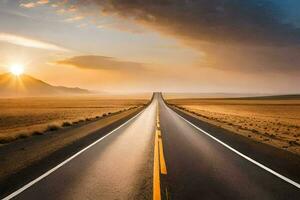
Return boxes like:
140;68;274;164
158;94;300;200
3;93;300;200
4;97;157;200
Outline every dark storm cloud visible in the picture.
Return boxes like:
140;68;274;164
72;0;300;73
90;0;300;47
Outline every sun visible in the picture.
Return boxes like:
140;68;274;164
10;64;24;76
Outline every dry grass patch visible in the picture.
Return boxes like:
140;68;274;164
168;98;300;155
0;97;148;143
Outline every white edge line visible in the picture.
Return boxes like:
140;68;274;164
170;107;300;189
2;109;145;200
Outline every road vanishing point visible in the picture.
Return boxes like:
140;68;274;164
2;93;300;200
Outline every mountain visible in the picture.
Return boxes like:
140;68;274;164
0;73;91;97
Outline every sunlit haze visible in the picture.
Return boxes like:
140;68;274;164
10;64;24;76
0;1;299;94
0;2;299;199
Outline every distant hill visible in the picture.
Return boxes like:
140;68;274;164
0;73;91;97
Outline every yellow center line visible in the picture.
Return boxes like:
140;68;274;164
157;129;161;137
153;103;168;200
158;136;167;175
153;129;161;200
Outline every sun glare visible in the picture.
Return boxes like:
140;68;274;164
10;64;24;76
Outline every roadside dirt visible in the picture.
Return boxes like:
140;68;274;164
170;105;300;156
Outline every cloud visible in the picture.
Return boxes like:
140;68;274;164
77;23;88;28
197;43;300;73
51;4;59;8
20;0;49;8
0;33;69;52
64;16;84;22
17;1;300;74
67;5;77;12
20;2;36;8
71;0;300;74
85;0;300;47
37;0;49;5
55;55;148;72
98;20;145;33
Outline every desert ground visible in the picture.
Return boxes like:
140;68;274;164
0;96;148;143
167;97;300;155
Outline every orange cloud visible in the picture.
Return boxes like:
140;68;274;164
36;0;49;4
20;2;36;8
37;0;49;5
54;55;148;72
64;16;84;22
20;0;49;8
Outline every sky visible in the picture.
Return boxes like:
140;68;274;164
0;0;299;94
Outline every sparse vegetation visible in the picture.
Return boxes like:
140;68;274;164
62;122;72;127
17;133;29;139
0;97;147;143
32;131;43;136
46;125;60;132
168;98;300;155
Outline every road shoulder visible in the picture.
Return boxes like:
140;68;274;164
0;106;144;197
168;105;300;184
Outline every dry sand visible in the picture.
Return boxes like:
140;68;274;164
0;97;147;143
168;98;300;155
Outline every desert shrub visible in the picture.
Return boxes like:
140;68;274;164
0;137;13;144
62;122;72;127
18;133;29;139
33;131;44;136
102;113;107;117
46;124;60;131
251;129;258;133
289;140;299;146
